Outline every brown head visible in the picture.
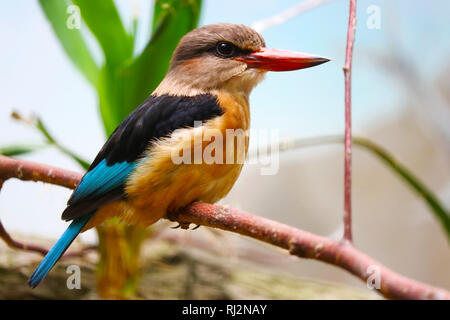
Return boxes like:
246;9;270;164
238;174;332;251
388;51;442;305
154;23;329;97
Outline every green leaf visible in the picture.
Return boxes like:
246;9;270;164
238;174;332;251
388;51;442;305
263;136;450;242
131;16;139;42
72;0;133;68
97;0;202;135
353;137;450;242
0;143;48;157
38;0;99;86
10;112;91;169
35;118;90;170
133;0;201;100
71;0;135;136
97;64;125;136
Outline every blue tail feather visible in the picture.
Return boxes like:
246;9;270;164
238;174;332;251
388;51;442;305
28;212;94;288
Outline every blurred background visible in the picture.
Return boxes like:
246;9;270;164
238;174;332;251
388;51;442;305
0;0;449;299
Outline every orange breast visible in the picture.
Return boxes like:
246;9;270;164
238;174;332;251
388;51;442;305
100;90;252;227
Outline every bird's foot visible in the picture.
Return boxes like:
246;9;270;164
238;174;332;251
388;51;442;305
170;222;188;230
166;208;200;230
170;222;201;230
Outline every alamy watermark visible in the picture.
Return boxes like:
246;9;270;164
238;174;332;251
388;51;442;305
66;5;81;30
366;264;381;290
169;122;280;176
66;265;81;290
366;4;381;30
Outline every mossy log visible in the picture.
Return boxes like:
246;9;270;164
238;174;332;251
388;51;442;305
0;234;381;300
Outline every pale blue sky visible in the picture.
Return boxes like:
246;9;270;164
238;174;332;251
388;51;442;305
0;0;449;239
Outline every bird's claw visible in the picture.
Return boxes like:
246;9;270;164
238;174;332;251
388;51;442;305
167;208;200;230
171;221;191;230
170;222;201;230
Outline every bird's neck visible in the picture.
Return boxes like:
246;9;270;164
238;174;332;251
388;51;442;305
152;71;252;103
153;71;207;97
153;72;251;132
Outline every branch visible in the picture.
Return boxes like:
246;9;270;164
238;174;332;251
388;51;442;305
0;216;47;256
342;0;357;242
0;156;92;257
0;155;81;189
250;135;450;241
170;203;450;300
251;0;334;33
0;218;95;258
0;155;449;299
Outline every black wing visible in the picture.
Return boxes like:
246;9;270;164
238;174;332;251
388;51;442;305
61;94;223;221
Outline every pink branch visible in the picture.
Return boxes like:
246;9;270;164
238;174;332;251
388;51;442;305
0;218;95;258
0;155;448;300
0;220;48;256
170;203;450;300
251;0;334;33
0;156;92;258
342;0;357;243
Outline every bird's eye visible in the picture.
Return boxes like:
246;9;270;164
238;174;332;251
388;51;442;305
216;42;235;58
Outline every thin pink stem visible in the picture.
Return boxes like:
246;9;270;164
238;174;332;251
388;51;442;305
343;0;357;243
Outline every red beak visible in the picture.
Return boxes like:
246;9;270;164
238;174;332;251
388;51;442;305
235;48;330;71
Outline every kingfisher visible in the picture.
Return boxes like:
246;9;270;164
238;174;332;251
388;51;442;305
29;23;329;287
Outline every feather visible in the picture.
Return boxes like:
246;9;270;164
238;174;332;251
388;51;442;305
28;212;93;288
29;93;224;287
62;160;136;221
70;160;136;203
62;93;222;222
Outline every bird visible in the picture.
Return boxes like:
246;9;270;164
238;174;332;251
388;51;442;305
28;23;329;287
